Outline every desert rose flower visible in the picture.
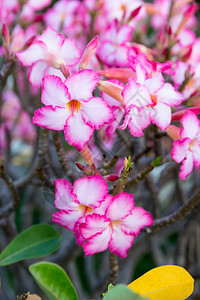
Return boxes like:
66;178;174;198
32;70;114;149
52;175;109;231
121;65;183;136
171;111;200;180
80;193;153;257
16;27;81;87
98;20;133;67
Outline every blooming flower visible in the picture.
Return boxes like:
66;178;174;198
121;65;183;136
16;27;81;87
80;192;153;257
98;20;133;67
171;111;200;180
33;70;114;149
52;175;109;231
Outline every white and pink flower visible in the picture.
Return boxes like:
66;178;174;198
16;27;81;87
97;20;133;67
80;192;153;257
171;111;200;180
52;175;109;231
121;65;183;136
32;70;114;149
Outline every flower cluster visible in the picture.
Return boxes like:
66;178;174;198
53;175;153;257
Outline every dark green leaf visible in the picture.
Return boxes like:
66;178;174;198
0;224;61;266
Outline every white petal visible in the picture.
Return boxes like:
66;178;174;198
29;61;48;87
106;193;134;221
179;151;194;180
33;106;69;130
16;41;47;66
83;227;111;256
59;39;81;66
80;214;109;239
41;75;70;107
64;69;98;101
73;175;108;207
109;226;134;257
81;97;114;130
121;207;154;235
181;111;200;140
64;112;93;149
54;179;77;210
150;103;171;130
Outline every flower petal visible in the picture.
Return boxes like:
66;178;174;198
59;39;81;66
38;27;64;53
150;103;171;130
121;207;154;235
109;226;134;257
156;83;183;106
117;25;133;44
145;73;164;94
29;60;48;87
106;193;134;221
192;145;200;168
54;179;77;210
80;214;109;239
64;69;99;101
33;106;69;130
83;227;111;256
81;97;114;129
73;175;108;207
16;41;46;66
52;209;82;231
180;111;200;140
179;151;194;180
171;139;190;163
64;112;94;149
123;78;152;108
41;75;71;106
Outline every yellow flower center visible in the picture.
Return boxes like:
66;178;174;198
151;94;157;105
66;100;81;113
78;204;93;215
109;220;121;229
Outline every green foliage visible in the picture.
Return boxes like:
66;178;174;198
102;283;115;296
125;156;134;172
0;224;61;266
103;284;149;300
151;156;162;167
29;262;78;300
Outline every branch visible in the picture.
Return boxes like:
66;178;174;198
0;164;20;211
147;188;200;231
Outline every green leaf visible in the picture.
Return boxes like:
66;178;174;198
151;156;162;167
0;224;61;266
102;283;115;296
103;284;149;300
29;262;78;300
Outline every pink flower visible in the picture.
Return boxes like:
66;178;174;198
16;27;81;87
80;193;153;257
121;65;183;136
171;111;200;180
33;70;114;149
52;175;109;231
97;20;133;67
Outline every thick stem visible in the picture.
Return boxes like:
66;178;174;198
108;252;119;285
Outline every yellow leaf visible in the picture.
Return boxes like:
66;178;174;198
128;265;194;300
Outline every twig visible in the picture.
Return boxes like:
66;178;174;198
53;131;69;174
147;188;200;231
0;164;20;210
